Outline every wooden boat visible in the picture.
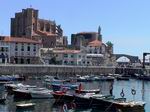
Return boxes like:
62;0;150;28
75;89;100;94
116;76;130;81
73;92;145;111
75;83;100;94
51;83;78;91
16;103;35;109
98;76;115;81
77;75;93;82
13;89;32;99
14;87;53;99
52;91;74;103
30;88;53;99
91;97;145;111
74;93;114;109
5;83;36;92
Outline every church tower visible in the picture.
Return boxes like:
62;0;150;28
98;26;102;41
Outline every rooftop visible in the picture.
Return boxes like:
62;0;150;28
88;39;102;47
0;36;41;44
77;32;98;34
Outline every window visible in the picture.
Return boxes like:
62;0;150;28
33;23;35;31
27;46;30;51
20;58;24;64
27;59;30;64
33;44;36;52
94;51;97;54
15;46;18;51
5;47;8;52
71;61;74;65
64;54;68;58
64;61;67;64
14;58;18;64
71;55;74;58
46;24;50;32
21;44;24;51
1;47;4;52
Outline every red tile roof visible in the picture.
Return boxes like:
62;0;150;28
88;40;102;47
3;36;41;44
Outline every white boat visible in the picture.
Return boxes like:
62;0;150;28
14;87;53;99
30;88;53;99
16;103;35;109
5;83;36;91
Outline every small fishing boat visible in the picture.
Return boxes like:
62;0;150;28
52;92;74;103
5;83;36;92
75;83;100;94
14;87;53;99
77;75;93;82
51;83;79;91
116;76;130;81
75;89;100;94
91;97;145;111
16;103;35;109
30;88;53;99
74;93;114;109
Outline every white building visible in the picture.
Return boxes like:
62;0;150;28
0;36;42;64
53;50;87;66
86;40;106;54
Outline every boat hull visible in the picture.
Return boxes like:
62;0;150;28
13;90;31;99
52;92;74;103
31;93;53;99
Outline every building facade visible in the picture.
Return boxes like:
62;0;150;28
0;36;42;64
11;8;65;48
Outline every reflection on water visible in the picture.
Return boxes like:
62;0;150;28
0;78;148;112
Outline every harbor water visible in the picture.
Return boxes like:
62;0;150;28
0;77;149;112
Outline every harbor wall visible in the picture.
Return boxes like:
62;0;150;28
0;64;146;76
0;64;115;76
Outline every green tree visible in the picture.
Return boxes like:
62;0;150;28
106;41;113;47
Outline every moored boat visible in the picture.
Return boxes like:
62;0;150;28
51;83;79;91
30;88;53;99
52;91;74;103
75;83;100;94
16;103;35;109
91;97;145;111
75;89;100;94
14;87;53;99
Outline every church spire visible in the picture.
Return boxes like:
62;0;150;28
98;25;102;41
98;25;101;35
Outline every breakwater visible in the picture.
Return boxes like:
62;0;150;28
0;64;147;76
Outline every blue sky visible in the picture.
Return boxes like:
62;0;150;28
0;0;150;58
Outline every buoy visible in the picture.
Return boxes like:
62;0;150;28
120;89;125;98
131;89;136;95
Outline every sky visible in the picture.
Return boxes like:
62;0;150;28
0;0;150;58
